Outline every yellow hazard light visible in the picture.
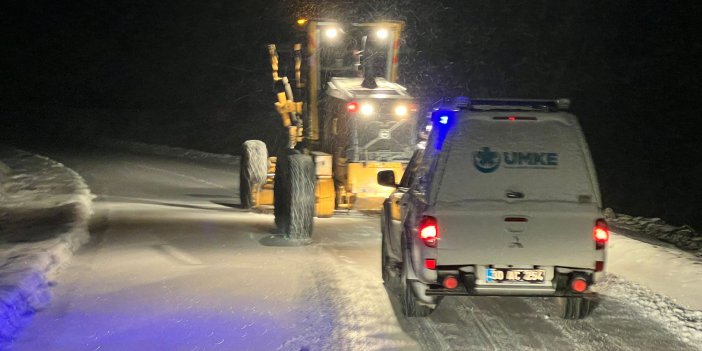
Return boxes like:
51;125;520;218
296;18;308;26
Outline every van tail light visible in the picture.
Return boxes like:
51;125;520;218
347;101;359;113
418;216;439;248
594;219;609;250
570;277;588;293
443;275;459;289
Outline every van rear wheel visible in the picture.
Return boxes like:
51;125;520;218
559;297;592;319
401;276;433;317
400;240;434;317
381;232;391;284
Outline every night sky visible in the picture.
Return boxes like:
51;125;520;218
2;0;701;229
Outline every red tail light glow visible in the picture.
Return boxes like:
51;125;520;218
594;219;609;249
424;259;436;270
443;275;458;289
570;277;588;293
347;102;359;113
418;216;439;248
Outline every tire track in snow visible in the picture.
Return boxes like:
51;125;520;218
523;296;698;351
310;232;421;351
439;296;557;351
122;161;227;189
414;317;452;350
454;299;507;350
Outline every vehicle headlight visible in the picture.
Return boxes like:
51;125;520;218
360;104;374;116
394;105;408;117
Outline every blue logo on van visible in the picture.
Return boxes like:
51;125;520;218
474;147;559;173
473;147;501;173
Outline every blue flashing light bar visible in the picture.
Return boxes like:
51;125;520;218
431;109;456;127
430;109;457;150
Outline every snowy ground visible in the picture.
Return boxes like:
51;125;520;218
96;138;240;166
5;144;702;350
0;146;93;349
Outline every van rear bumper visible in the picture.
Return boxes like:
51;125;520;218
425;287;594;298
423;270;595;298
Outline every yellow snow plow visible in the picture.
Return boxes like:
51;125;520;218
241;19;418;238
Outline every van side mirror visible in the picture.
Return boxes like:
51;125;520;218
377;170;397;187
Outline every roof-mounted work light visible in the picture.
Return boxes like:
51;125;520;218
325;27;339;39
376;28;389;40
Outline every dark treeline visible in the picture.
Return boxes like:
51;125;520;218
2;0;700;229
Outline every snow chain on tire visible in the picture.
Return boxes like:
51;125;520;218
560;297;592;319
273;150;315;240
284;153;315;240
400;239;433;317
240;140;268;209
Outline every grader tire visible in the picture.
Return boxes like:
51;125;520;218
273;149;293;231
284;153;315;240
239;140;268;209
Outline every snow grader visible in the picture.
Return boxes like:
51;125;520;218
240;19;418;238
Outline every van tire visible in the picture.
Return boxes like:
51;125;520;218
401;276;433;317
559;297;592;319
284;153;315;240
400;240;433;317
381;231;391;284
240;140;268;208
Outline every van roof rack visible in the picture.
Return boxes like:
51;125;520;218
436;97;571;112
470;98;570;111
432;96;570;112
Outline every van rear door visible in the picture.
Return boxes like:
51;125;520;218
431;113;602;268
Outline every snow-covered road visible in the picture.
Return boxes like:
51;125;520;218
11;149;700;350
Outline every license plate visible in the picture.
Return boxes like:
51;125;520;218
485;268;545;283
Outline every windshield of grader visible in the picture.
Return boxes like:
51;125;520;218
318;28;390;80
348;99;416;162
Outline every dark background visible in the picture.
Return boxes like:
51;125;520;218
2;0;700;230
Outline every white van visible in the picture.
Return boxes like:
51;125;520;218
378;98;608;319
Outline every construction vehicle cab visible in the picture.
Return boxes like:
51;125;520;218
320;77;416;210
240;19;418;238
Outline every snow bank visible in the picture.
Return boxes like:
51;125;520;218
597;274;702;345
97;138;240;165
607;231;702;307
605;208;701;257
602;210;702;344
0;146;93;349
